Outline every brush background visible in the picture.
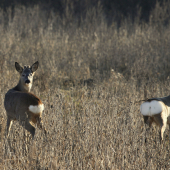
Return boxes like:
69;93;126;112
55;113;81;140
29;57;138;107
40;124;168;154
0;1;170;169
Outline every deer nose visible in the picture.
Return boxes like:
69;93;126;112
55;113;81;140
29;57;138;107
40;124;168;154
25;80;30;84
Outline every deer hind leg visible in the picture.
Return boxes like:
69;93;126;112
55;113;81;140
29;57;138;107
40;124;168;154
160;117;167;141
23;119;35;139
161;123;167;141
36;117;47;136
143;116;154;127
143;116;149;124
168;123;170;140
30;114;47;136
154;114;166;141
6;116;13;137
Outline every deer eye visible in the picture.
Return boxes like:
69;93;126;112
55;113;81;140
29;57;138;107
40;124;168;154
22;74;25;77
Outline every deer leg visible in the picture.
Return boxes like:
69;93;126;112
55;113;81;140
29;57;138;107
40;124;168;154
23;120;35;139
160;114;167;141
153;114;165;141
143;116;153;127
148;117;154;127
36;117;47;136
169;124;170;140
160;123;166;141
143;116;149;124
6;116;13;137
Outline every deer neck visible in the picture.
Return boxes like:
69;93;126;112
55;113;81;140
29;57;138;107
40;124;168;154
14;79;32;92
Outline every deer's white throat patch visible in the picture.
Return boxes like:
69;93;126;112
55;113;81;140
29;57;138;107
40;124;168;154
24;83;32;91
29;104;44;114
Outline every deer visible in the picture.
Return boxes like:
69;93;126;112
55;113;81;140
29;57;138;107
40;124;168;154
140;95;170;141
4;61;47;139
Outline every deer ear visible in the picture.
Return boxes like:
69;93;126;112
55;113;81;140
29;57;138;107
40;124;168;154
31;61;39;73
15;62;23;74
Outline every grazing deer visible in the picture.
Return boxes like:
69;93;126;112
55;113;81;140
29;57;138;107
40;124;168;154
140;96;170;141
4;61;46;139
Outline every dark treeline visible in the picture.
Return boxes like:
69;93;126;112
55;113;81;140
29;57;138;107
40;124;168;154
0;0;167;23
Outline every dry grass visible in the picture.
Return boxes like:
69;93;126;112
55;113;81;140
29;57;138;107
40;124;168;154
1;2;170;169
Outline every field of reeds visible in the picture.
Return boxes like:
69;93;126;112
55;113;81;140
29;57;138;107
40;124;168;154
0;2;170;169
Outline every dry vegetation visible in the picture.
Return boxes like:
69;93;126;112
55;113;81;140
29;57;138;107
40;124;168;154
1;2;170;169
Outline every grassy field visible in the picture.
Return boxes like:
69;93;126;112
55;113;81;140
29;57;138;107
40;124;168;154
1;2;170;169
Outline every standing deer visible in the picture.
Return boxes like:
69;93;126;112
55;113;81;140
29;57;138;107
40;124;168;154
140;96;170;141
4;61;46;139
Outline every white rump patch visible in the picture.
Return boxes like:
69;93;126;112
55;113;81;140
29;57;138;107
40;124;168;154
140;100;163;116
29;104;44;114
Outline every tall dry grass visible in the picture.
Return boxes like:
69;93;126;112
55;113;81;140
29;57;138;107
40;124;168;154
0;2;170;169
